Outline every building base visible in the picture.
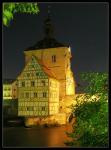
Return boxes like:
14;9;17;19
24;113;67;127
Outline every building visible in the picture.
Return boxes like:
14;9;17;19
17;56;59;117
3;79;18;117
12;80;18;99
3;79;18;100
16;13;76;126
3;79;13;100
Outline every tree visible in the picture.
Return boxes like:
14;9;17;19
65;72;108;148
3;2;39;26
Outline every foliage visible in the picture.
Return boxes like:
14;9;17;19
3;2;39;26
80;72;108;94
65;72;109;148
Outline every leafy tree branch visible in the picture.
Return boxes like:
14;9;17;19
3;2;39;26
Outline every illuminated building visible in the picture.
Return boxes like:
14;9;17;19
3;79;18;116
16;13;76;125
12;80;18;99
3;79;13;100
3;79;18;100
17;56;59;116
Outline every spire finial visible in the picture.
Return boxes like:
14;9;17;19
48;5;51;17
44;5;54;39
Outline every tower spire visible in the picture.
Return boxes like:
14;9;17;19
44;5;54;39
48;5;51;18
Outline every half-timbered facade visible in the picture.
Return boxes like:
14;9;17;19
17;56;59;117
16;13;76;125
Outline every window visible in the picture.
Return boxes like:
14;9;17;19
52;55;56;62
36;72;39;76
42;80;45;86
41;106;45;111
31;81;35;87
22;81;25;87
43;92;47;98
27;107;33;111
34;92;37;98
26;92;29;98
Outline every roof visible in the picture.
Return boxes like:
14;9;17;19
3;79;15;84
24;14;69;51
18;56;58;80
37;59;57;79
25;38;69;51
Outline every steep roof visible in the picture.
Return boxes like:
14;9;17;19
3;79;15;84
17;56;57;80
25;38;69;51
37;59;57;79
24;14;69;51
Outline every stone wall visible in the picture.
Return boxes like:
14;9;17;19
24;113;67;127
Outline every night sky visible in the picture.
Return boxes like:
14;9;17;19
3;2;109;85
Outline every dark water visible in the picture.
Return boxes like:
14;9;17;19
3;124;73;148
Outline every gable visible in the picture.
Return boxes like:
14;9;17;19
18;56;48;80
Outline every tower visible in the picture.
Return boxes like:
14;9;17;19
17;8;76;126
24;10;75;99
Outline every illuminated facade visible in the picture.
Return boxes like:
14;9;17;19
3;80;18;100
17;56;59;116
3;79;18;117
3;83;12;100
16;13;76;125
12;80;18;99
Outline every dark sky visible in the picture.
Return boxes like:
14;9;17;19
3;2;109;84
